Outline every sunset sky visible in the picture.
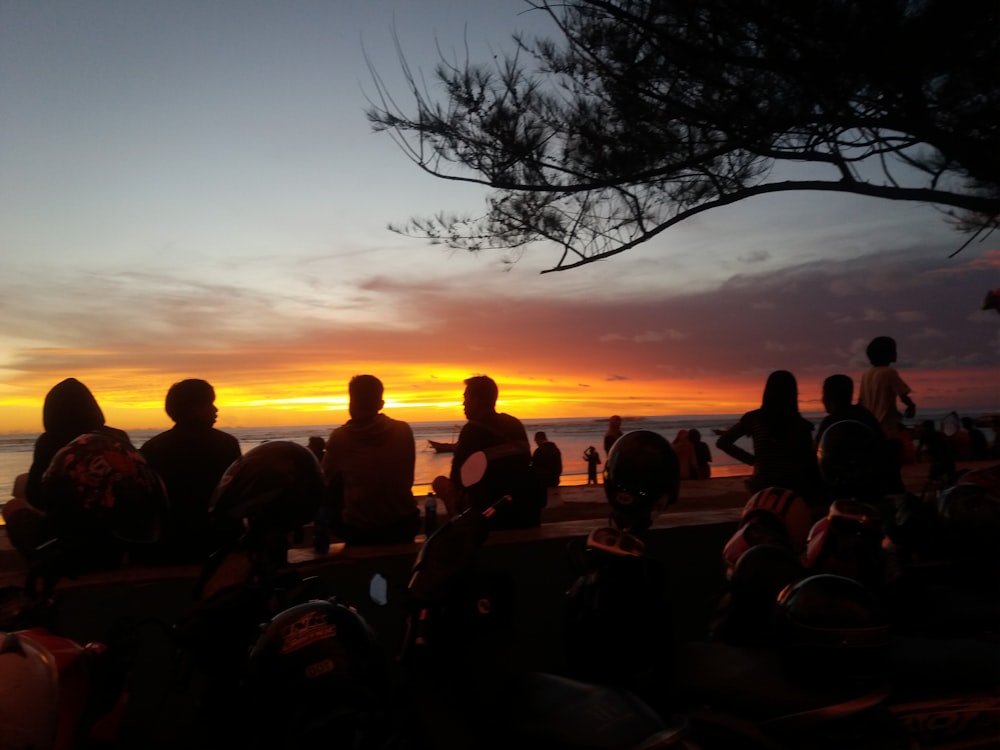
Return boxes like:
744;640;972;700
2;1;998;434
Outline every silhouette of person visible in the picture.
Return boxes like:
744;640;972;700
857;336;915;494
961;417;990;460
322;375;420;545
3;378;132;564
672;429;698;480
432;375;543;529
687;428;712;479
604;415;624;455
915;419;956;487
531;431;563;504
814;373;892;502
583;446;602;485
715;370;822;505
140;379;242;561
307;436;326;462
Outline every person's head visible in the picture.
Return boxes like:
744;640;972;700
608;415;622;431
761;370;799;414
960;416;975;430
348;375;384;421
673;429;689;444
165;379;217;427
463;375;498;421
865;336;897;367
534;431;548;445
688;428;702;443
822;374;854;414
42;377;105;436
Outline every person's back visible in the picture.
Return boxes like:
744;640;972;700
716;370;820;503
672;430;698;480
857;336;915;440
322;375;419;544
140;379;241;561
531;432;562;488
26;378;130;504
688;428;712;479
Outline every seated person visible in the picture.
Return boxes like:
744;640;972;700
321;375;420;545
433;375;543;530
4;378;131;563
140;379;241;561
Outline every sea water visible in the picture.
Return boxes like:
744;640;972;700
2;410;995;510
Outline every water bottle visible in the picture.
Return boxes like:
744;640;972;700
313;507;331;554
424;492;438;536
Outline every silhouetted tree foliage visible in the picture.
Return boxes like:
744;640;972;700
367;0;1000;271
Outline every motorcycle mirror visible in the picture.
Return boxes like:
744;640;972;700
460;450;488;487
369;573;388;607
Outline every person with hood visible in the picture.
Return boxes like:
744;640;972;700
321;374;419;545
25;378;131;504
3;378;132;565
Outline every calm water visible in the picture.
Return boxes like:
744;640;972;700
3;410;995;507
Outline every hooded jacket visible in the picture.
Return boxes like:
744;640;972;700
321;413;416;528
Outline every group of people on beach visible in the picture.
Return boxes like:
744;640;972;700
4;332;996;573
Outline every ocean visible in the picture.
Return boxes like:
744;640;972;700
2;410;995;509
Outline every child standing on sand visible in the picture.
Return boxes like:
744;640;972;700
858;335;915;494
583;446;602;485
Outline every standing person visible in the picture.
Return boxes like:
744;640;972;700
583;446;602;485
604;415;624;455
672;429;698;480
715;370;822;505
322;375;420;545
140;379;241;561
688;428;712;479
432;375;543;529
857;336;916;494
531;431;563;504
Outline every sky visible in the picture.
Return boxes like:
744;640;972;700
2;0;998;434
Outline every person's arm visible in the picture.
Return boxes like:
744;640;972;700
715;418;755;466
900;392;916;419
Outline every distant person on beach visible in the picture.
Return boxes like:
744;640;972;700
583;446;602;485
322;375;419;545
961;416;990;460
915;419;957;487
672;429;699;480
432;375;542;529
307;436;326;462
140;379;242;561
715;370;822;505
531;431;563;503
857;336;915;494
604;415;624;455
688;428;712;479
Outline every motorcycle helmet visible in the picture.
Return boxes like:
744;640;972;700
713;543;805;646
773;574;889;684
817;419;882;501
210;441;324;534
244;599;388;748
803;499;884;588
741;486;812;553
40;432;168;571
603;430;680;533
721;512;791;578
936;482;1000;567
0;631;59;750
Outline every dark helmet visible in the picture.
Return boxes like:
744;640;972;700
721;513;791;578
603;430;679;533
714;544;805;646
803;499;885;588
209;441;323;533
244;599;388;746
41;431;168;545
0;631;59;750
817;420;882;501
741;487;812;553
936;482;1000;565
773;574;889;684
